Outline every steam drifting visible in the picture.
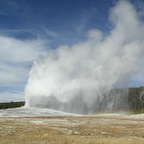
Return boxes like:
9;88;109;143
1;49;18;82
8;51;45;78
25;1;144;114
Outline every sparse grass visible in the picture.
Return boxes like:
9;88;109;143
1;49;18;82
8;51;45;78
0;116;144;144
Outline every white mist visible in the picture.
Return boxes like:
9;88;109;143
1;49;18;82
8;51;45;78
25;1;144;114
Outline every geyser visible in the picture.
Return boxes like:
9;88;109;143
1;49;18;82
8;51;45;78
25;1;144;114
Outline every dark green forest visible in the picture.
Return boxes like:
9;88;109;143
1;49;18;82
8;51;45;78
0;87;144;113
128;87;144;113
0;101;25;109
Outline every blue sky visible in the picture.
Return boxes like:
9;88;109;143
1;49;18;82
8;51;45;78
0;0;114;46
0;0;144;102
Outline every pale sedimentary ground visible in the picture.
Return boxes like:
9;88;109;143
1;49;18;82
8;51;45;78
0;108;144;144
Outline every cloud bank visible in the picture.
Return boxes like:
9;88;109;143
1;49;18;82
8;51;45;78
25;1;144;114
0;36;46;102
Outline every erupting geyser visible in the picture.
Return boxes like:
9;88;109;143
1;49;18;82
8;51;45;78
25;1;144;114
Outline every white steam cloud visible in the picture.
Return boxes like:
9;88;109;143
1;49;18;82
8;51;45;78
25;1;144;114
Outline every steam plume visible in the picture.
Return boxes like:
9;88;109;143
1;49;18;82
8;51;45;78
25;1;144;114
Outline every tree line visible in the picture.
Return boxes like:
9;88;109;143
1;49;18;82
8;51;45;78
0;101;25;109
128;86;144;113
0;87;143;113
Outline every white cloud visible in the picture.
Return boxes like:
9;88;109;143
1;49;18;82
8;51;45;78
44;28;59;38
0;36;46;62
0;91;24;102
0;61;28;87
0;36;47;102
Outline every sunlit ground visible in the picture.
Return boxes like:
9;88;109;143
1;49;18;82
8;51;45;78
0;108;144;144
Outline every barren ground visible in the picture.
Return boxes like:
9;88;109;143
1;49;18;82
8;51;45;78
0;112;144;144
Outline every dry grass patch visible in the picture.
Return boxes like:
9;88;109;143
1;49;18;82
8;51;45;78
0;116;144;144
